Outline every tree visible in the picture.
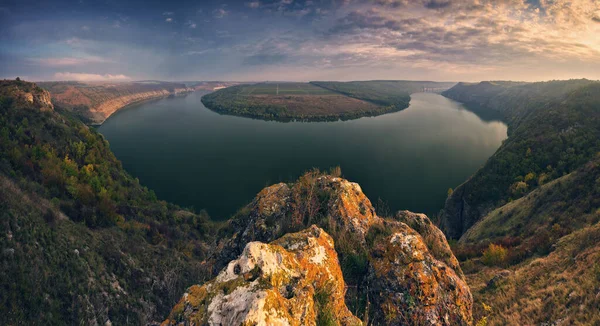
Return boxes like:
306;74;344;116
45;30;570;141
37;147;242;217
15;77;20;81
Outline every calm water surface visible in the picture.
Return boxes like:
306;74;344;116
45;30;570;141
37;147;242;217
98;91;507;220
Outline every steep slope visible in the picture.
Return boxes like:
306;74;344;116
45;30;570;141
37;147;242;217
38;81;194;124
465;222;600;325
207;170;472;325
441;81;600;324
0;80;215;324
441;80;600;238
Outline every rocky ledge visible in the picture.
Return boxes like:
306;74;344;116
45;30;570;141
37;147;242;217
167;172;473;325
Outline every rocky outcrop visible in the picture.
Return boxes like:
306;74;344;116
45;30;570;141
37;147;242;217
394;210;464;279
0;80;54;111
194;173;473;325
213;174;380;272
367;220;472;325
162;226;361;326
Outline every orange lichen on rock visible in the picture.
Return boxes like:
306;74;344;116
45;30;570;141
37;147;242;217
163;226;361;326
368;220;473;325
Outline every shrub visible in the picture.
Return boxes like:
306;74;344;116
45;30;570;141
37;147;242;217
482;244;508;266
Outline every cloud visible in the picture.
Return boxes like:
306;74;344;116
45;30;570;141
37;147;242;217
243;53;287;65
33;56;111;67
163;11;174;16
321;0;600;72
165;17;173;22
424;0;450;9
186;20;197;28
53;72;131;81
246;1;261;9
213;8;228;18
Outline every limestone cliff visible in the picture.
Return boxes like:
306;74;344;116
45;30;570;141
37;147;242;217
187;172;473;325
162;226;361;326
38;81;195;124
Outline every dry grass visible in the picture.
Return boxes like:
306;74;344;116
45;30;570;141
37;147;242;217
466;222;600;325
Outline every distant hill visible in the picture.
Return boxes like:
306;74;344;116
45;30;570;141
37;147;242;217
37;81;197;124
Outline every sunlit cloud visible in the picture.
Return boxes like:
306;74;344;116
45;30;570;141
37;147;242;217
53;72;131;81
1;0;599;81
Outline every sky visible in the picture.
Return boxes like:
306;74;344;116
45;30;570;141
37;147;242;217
1;0;599;82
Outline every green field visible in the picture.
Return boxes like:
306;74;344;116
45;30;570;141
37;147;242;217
235;82;336;95
201;80;457;122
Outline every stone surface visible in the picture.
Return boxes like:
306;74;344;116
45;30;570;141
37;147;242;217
213;175;381;273
367;220;473;325
162;226;361;326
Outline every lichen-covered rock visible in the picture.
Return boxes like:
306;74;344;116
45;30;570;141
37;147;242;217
367;220;473;325
394;210;464;279
162;226;361;326
213;174;380;273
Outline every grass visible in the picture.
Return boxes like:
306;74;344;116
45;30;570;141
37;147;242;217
236;82;337;96
465;222;600;325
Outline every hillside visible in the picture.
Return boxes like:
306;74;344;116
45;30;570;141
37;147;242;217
440;80;600;239
439;79;600;324
451;157;600;325
201;80;455;122
38;81;196;124
0;80;217;324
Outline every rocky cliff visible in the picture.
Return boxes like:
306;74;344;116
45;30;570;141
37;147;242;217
0;79;54;111
173;171;472;325
38;81;195;124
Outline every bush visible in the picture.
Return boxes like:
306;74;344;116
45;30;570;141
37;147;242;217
482;244;508;266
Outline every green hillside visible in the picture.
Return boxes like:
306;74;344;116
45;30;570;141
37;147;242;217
0;80;216;324
441;80;600;239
